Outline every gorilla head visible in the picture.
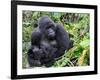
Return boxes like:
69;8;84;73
38;16;56;39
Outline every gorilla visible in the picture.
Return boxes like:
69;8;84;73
27;16;73;67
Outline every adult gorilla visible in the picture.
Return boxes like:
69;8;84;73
27;16;73;67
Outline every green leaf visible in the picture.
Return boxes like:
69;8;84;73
79;39;89;48
53;13;61;19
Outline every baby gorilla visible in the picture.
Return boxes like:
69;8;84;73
40;39;57;66
28;40;57;67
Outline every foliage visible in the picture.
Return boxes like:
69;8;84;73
22;11;90;68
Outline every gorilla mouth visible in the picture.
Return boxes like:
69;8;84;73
48;33;55;39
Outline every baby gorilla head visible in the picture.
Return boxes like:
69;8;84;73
38;16;56;39
40;40;57;57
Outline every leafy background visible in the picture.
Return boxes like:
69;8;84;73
22;11;90;68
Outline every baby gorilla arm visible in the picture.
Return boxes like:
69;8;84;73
32;46;43;59
27;48;42;67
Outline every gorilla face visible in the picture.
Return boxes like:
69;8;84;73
45;24;56;39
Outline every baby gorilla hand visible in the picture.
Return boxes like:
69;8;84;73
32;47;43;54
32;47;44;60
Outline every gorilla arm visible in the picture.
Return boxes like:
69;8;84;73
55;23;72;58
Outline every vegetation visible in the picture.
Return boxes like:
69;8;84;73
22;11;90;68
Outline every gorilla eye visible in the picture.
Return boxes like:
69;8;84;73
48;24;55;29
46;25;51;29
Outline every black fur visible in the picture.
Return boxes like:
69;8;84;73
27;16;73;67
